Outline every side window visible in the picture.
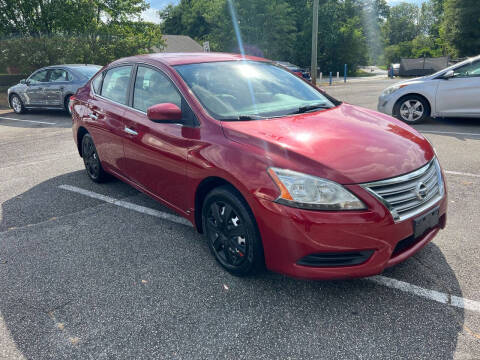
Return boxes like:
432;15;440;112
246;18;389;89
133;66;181;113
91;73;103;94
101;66;132;105
49;69;69;82
454;61;480;78
29;70;49;84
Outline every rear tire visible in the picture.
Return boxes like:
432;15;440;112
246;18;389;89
10;94;25;114
202;186;264;276
81;133;109;183
394;95;430;124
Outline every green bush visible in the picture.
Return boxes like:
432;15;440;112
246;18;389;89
0;75;28;86
0;26;163;74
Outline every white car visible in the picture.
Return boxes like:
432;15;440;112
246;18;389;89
378;55;480;123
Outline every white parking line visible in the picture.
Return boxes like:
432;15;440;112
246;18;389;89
369;276;480;313
0;116;56;125
58;184;192;227
59;184;480;313
445;170;480;178
421;130;480;137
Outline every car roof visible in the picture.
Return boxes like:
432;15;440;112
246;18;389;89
275;61;300;67
109;52;270;67
42;64;101;69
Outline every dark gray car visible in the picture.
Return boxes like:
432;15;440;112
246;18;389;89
8;64;101;115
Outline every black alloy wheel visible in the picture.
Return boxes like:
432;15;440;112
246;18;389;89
202;186;264;276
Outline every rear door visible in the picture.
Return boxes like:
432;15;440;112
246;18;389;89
84;65;133;174
44;68;71;107
25;69;49;105
436;60;480;117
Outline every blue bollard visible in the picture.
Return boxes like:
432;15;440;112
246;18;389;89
329;72;332;86
344;64;347;83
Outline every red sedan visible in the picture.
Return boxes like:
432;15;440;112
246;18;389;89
70;53;447;280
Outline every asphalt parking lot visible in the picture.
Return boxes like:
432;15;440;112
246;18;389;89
1;79;479;359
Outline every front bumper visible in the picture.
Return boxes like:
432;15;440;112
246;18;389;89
252;184;447;280
377;94;395;115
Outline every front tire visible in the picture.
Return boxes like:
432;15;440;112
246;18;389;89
81;133;109;183
394;95;430;124
10;94;25;114
202;186;264;276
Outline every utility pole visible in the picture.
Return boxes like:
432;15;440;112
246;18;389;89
311;0;319;86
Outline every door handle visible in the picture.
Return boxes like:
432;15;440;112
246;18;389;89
60;86;64;90
124;127;138;136
89;113;98;120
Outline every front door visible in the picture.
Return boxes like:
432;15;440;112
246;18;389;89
436;60;480;117
122;65;195;212
25;69;49;105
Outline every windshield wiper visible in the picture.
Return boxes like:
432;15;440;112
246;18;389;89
290;103;332;115
220;115;265;121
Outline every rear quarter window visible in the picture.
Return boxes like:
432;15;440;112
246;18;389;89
100;65;132;105
91;74;102;94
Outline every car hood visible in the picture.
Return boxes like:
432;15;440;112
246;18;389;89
221;103;434;184
8;83;25;92
395;76;429;86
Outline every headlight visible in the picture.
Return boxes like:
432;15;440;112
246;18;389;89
433;158;445;197
267;168;366;210
382;84;409;96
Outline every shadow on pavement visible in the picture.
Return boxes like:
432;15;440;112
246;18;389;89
0;170;465;359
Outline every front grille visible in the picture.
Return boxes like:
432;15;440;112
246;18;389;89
361;158;444;222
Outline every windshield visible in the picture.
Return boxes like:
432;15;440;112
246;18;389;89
174;61;336;120
74;65;102;79
431;56;480;77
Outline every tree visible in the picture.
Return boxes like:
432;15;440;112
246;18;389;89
0;0;149;36
218;0;297;60
0;0;163;73
440;0;480;57
361;0;389;64
383;3;420;45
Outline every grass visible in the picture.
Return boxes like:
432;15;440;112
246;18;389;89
350;70;379;77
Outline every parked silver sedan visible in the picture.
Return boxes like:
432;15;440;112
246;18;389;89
8;64;101;115
378;55;480;123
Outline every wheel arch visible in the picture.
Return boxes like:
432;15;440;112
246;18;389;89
63;93;74;109
394;93;432;116
76;126;89;157
194;176;251;234
8;92;20;106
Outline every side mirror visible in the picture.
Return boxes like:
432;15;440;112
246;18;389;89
147;103;182;123
442;70;455;79
19;79;26;85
